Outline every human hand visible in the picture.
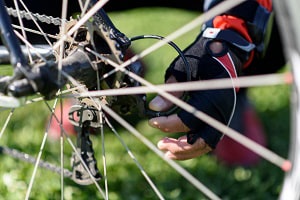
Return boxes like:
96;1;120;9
149;78;212;160
157;135;212;160
148;38;243;160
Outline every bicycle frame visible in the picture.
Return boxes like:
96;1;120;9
0;0;28;69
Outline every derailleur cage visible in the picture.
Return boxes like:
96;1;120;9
68;104;101;128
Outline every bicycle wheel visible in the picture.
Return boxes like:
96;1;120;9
0;0;298;199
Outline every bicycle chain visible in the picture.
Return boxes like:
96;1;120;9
6;6;66;26
0;145;73;178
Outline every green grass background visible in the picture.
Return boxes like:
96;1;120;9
0;7;290;200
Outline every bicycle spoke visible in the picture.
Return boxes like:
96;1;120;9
65;135;106;198
44;98;106;198
19;0;54;46
0;109;14;139
68;73;292;99
101;103;221;200
7;2;55;46
89;0;247;80
11;24;58;40
59;100;65;200
104;114;165;200
99;111;109;200
0;145;73;177
78;0;91;17
13;31;49;62
12;0;32;63
52;0;109;50
24;99;58;200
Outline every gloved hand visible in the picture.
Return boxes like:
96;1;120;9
148;35;243;160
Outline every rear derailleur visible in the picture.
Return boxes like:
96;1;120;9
68;104;102;185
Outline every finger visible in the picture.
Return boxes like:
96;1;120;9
149;114;190;133
166;138;212;160
157;136;204;152
157;136;212;160
148;75;183;112
149;96;174;112
166;145;211;160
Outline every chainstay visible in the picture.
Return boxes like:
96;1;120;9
0;145;73;178
6;6;67;26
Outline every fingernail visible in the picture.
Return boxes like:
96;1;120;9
157;139;164;149
148;118;158;127
149;96;166;111
157;137;169;149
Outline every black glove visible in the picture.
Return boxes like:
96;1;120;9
165;35;243;148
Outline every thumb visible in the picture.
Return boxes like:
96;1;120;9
149;75;183;112
149;96;173;112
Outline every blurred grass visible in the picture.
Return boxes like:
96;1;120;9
0;7;290;200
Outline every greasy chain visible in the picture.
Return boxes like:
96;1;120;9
6;6;67;26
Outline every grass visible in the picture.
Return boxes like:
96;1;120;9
0;7;291;200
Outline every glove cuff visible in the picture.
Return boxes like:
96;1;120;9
187;128;222;149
